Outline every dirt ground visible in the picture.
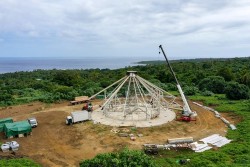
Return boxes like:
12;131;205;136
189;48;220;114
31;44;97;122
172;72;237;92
0;100;240;167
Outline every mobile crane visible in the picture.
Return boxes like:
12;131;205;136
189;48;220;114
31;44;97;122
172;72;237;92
159;45;197;121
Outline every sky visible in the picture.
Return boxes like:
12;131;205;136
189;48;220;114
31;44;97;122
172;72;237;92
0;0;250;60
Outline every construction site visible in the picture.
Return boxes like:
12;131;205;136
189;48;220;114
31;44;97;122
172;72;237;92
0;98;239;166
0;46;240;166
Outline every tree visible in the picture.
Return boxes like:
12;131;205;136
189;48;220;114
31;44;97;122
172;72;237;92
241;72;250;87
53;70;81;86
198;76;226;94
225;82;250;100
0;90;13;105
156;71;174;83
217;67;235;81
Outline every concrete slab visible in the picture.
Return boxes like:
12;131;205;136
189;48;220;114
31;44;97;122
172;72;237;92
92;108;176;127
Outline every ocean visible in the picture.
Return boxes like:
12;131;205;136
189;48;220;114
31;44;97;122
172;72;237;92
0;57;151;74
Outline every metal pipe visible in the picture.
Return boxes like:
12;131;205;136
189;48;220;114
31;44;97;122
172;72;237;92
88;76;126;100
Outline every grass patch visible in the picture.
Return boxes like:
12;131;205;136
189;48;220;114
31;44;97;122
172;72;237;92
189;94;225;106
189;94;249;113
0;158;40;167
154;94;250;166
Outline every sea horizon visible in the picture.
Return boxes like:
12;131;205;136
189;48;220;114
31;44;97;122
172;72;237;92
1;56;248;74
0;56;154;74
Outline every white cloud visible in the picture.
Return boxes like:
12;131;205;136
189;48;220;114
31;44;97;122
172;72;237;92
0;0;250;57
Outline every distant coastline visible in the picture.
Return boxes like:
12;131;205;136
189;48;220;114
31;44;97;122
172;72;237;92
1;56;249;74
137;57;250;65
0;57;147;74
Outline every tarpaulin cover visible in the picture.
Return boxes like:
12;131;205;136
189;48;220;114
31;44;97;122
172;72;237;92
3;120;32;138
0;118;13;132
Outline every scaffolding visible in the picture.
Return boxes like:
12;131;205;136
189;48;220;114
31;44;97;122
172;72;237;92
89;71;180;122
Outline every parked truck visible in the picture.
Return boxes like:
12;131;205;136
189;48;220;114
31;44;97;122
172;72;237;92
66;110;91;125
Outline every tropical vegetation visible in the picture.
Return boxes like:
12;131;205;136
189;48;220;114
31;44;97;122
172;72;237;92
0;57;250;166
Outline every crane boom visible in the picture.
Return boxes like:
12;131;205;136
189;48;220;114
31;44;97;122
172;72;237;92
159;45;195;116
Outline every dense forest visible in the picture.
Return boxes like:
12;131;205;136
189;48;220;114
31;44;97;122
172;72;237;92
0;57;249;106
0;57;250;166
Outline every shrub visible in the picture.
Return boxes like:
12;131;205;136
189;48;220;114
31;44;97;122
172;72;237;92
198;76;226;94
188;151;230;167
201;90;214;96
80;148;158;167
183;86;199;95
234;154;250;165
225;82;250;100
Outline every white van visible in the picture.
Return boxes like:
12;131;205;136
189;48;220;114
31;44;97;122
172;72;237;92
27;117;38;128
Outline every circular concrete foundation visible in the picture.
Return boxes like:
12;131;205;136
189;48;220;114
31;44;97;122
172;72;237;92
91;108;176;127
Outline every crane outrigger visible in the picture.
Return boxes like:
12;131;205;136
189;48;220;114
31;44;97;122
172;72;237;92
159;45;197;121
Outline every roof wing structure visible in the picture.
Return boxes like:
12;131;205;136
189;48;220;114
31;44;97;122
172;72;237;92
90;71;180;127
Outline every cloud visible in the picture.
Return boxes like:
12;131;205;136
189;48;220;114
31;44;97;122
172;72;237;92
0;0;250;58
